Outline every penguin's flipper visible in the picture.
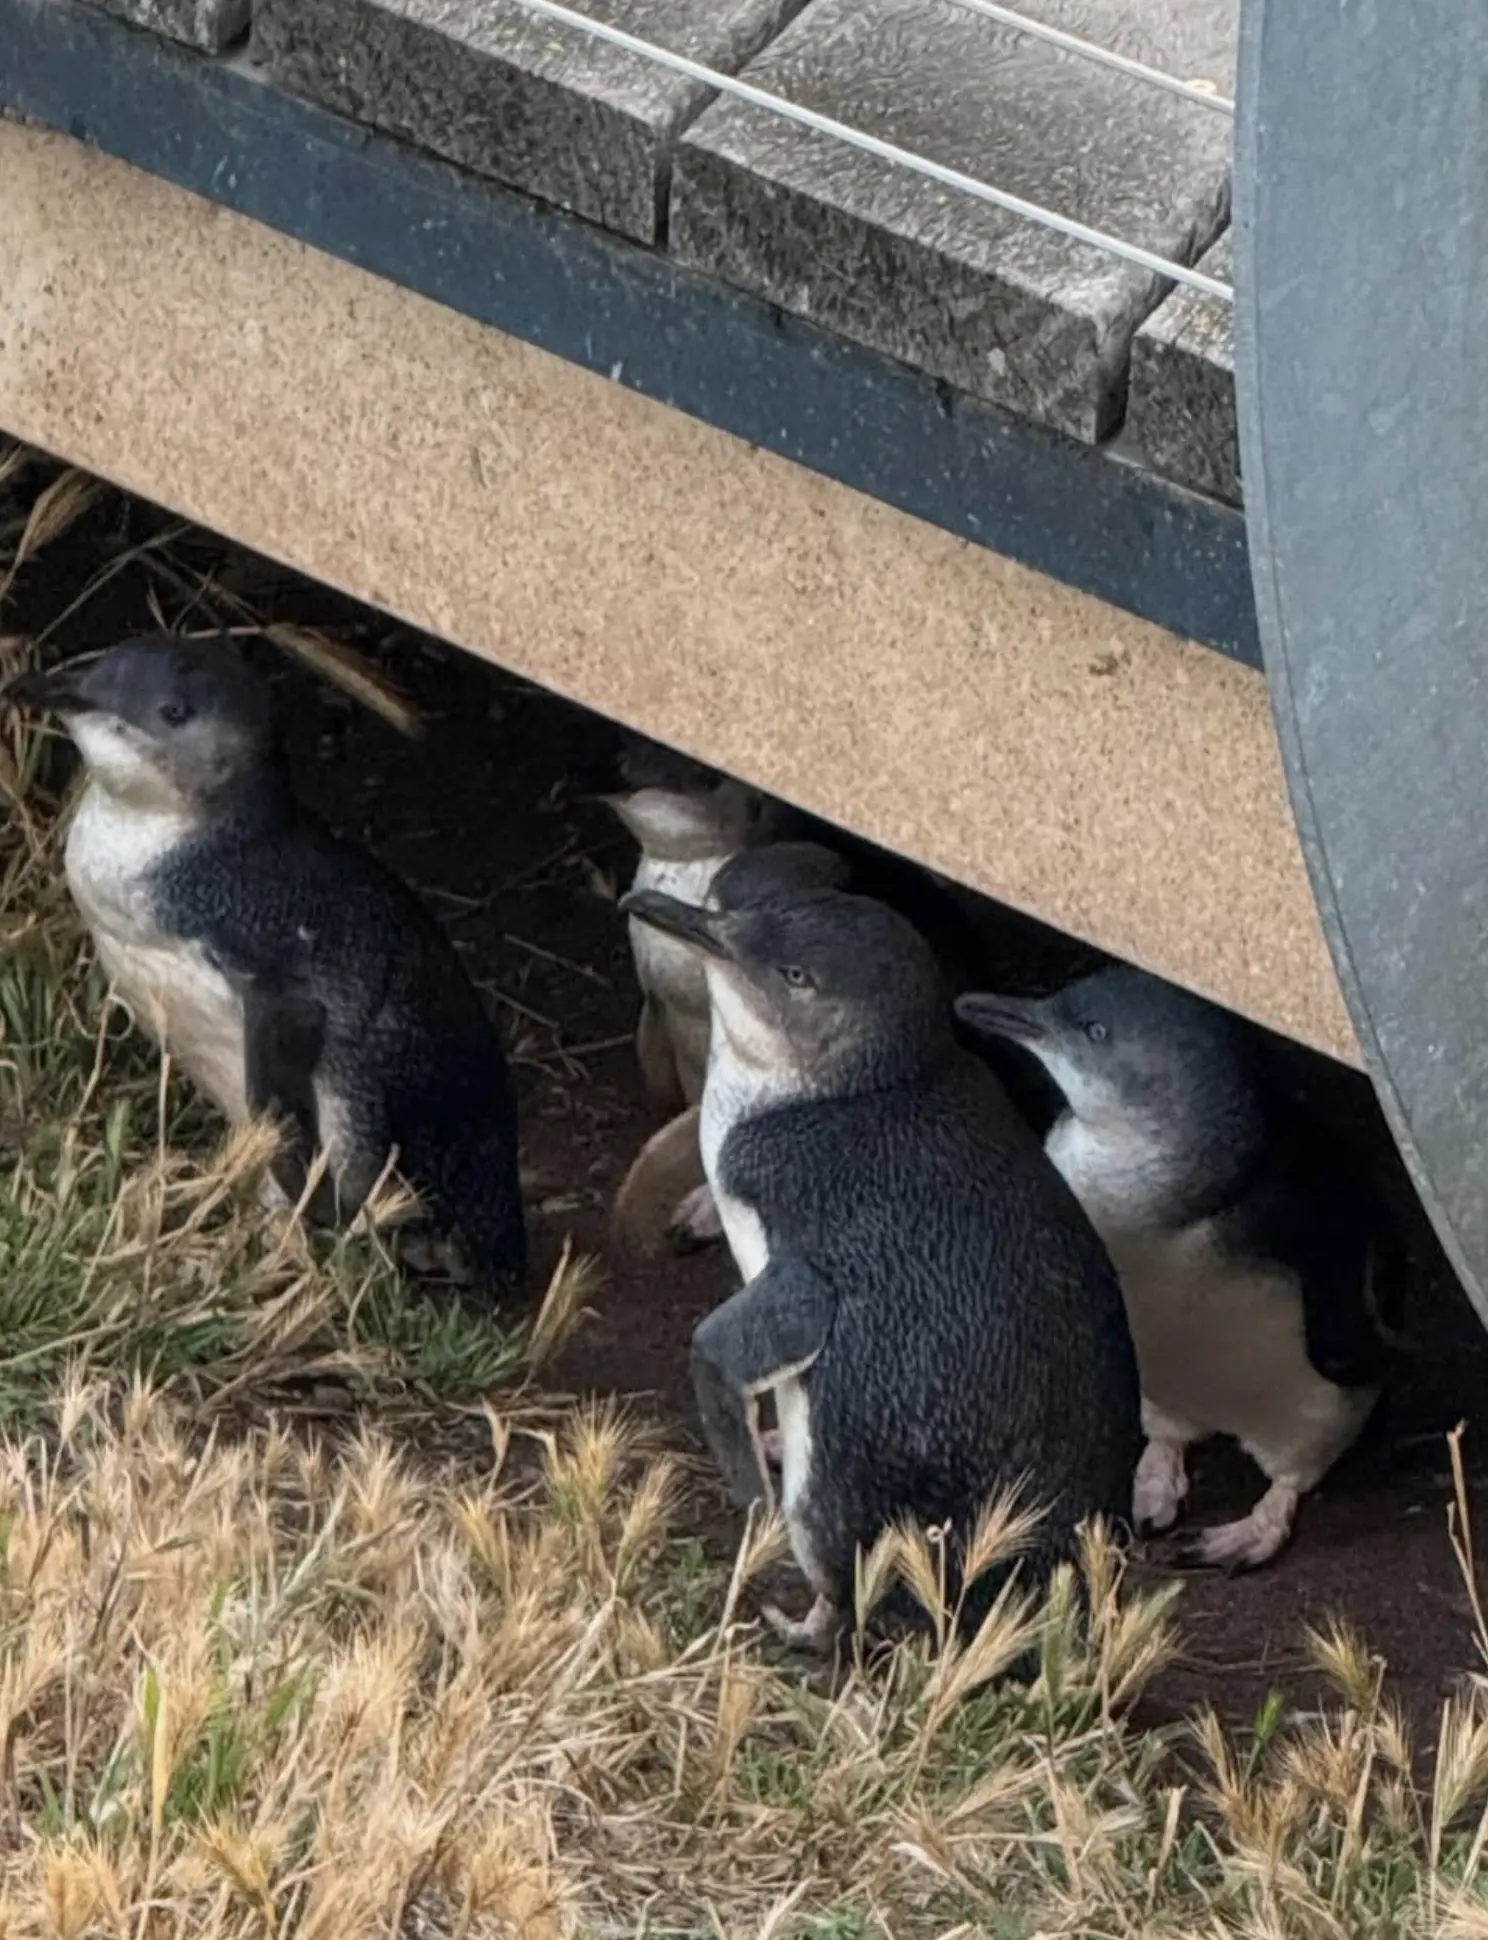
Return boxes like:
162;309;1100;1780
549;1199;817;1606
1298;1207;1410;1388
1216;1160;1404;1391
238;972;338;1226
690;1256;836;1509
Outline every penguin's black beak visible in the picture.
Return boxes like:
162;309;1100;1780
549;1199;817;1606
3;666;91;714
954;991;1047;1046
619;889;732;958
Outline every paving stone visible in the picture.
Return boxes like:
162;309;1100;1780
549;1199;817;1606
87;0;248;53
1129;233;1237;504
671;0;1236;443
253;0;809;247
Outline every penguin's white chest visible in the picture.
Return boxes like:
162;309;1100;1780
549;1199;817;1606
627;853;728;1022
1104;1225;1330;1440
1047;1114;1371;1471
697;1021;778;1285
698;1010;820;1570
65;786;250;1123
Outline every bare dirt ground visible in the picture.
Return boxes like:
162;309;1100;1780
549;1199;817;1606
13;505;1488;1759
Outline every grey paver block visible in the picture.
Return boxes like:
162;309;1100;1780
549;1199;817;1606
670;0;1236;442
253;0;811;246
1129;234;1237;504
88;0;249;54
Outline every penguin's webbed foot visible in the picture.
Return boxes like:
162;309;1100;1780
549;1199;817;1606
1169;1481;1301;1573
399;1231;476;1286
667;1181;725;1252
257;1171;295;1218
762;1594;841;1655
1133;1438;1189;1533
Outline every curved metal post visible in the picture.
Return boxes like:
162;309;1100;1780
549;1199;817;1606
1234;0;1488;1318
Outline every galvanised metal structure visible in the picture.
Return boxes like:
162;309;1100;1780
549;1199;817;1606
1235;0;1488;1322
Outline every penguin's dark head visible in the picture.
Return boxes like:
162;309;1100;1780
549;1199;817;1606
710;841;852;909
956;965;1255;1139
585;732;772;861
8;635;274;811
620;883;951;1094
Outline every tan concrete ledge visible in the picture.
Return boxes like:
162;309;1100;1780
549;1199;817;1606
0;121;1357;1066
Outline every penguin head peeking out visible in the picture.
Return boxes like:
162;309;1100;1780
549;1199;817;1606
620;882;952;1096
956;965;1266;1202
708;840;852;908
8;635;275;815
586;731;771;863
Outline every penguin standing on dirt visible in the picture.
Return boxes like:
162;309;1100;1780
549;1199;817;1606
956;966;1404;1569
620;875;1140;1650
8;636;527;1295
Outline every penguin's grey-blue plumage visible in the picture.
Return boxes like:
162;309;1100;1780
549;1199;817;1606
10;636;526;1295
711;837;1068;1137
621;879;1141;1647
957;965;1405;1569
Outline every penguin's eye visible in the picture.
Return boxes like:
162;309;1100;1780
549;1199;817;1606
1085;1020;1108;1044
781;965;813;990
159;701;193;728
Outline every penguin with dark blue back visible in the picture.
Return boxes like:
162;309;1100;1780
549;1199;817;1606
957;964;1406;1569
9;636;527;1296
621;871;1141;1650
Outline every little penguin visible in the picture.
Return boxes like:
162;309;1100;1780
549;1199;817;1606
8;637;527;1294
955;966;1406;1570
589;731;796;1115
619;876;1141;1651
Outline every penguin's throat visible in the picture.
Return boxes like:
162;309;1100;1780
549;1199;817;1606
1047;1108;1180;1229
61;717;185;816
85;762;198;825
706;986;806;1093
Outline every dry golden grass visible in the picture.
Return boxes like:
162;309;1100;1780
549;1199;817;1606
0;1382;1487;1938
7;437;1488;1936
0;1380;1179;1939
